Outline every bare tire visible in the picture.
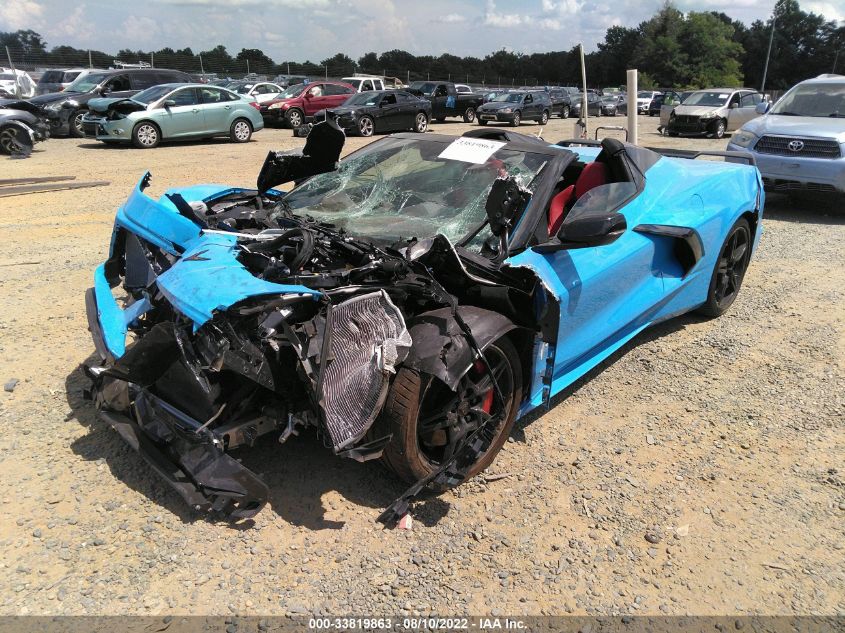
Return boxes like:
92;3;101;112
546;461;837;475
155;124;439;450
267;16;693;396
510;111;521;127
68;109;86;138
462;107;476;123
131;121;160;149
285;108;304;128
230;118;252;143
560;105;570;119
539;109;549;125
375;337;522;488
413;112;428;133
697;217;751;317
358;115;374;137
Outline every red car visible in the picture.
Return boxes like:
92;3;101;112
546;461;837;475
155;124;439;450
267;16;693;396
264;81;355;128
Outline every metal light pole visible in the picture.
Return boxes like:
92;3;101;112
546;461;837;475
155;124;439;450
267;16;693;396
579;42;588;138
761;13;776;94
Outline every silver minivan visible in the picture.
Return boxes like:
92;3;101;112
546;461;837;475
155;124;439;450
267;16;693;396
667;88;764;138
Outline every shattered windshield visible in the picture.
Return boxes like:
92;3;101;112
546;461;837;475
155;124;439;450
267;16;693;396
770;83;845;117
283;137;549;244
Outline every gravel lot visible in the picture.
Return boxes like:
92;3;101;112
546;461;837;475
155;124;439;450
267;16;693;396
0;114;843;617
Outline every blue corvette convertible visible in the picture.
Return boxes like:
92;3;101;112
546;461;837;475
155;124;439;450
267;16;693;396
84;125;763;523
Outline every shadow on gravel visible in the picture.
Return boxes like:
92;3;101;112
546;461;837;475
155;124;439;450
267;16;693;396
64;355;441;531
763;193;845;225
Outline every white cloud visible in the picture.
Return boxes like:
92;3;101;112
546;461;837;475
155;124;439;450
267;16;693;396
434;13;467;23
121;15;160;46
803;1;843;22
47;5;94;43
484;0;529;27
0;0;44;30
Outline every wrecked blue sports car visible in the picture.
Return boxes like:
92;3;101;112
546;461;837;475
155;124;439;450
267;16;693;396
84;124;763;524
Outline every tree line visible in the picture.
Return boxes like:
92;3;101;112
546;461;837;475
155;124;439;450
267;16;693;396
2;0;842;90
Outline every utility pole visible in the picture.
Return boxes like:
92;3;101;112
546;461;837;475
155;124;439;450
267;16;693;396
88;49;92;69
199;54;204;74
246;59;250;75
325;65;328;79
287;62;290;75
579;42;588;138
761;12;776;94
150;52;154;68
833;49;840;73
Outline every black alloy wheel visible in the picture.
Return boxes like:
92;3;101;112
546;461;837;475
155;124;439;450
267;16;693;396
698;217;752;317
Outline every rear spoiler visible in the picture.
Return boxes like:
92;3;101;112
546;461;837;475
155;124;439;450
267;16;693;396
645;148;756;167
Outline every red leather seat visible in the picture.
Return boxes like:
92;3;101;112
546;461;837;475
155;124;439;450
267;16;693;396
547;161;609;235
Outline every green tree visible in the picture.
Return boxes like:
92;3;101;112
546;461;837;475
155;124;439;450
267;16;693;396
681;11;744;87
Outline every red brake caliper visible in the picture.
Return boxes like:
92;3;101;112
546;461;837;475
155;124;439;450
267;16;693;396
474;360;495;413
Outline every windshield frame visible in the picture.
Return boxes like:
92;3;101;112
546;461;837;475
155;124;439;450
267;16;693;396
280;132;571;253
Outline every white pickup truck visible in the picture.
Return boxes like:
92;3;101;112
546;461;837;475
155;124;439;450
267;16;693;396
341;76;386;92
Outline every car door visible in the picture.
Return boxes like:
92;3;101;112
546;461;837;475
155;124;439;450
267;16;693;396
375;92;405;131
431;83;450;117
728;92;762;131
301;83;332;116
323;83;355;109
100;73;133;99
154;87;204;138
197;86;233;134
521;92;536;119
526;182;666;388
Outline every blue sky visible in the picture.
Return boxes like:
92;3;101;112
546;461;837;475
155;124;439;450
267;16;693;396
1;0;841;60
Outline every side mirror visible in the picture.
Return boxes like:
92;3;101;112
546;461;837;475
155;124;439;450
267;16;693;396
729;102;738;109
535;212;627;253
560;212;627;247
163;99;176;108
755;102;769;114
304;92;313;99
98;87;108;96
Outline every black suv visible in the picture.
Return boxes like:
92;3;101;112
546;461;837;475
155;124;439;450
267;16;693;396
29;68;192;137
476;89;552;127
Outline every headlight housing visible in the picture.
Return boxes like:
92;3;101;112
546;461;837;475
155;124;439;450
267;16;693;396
699;111;717;119
731;130;757;148
500;107;512;113
44;101;65;111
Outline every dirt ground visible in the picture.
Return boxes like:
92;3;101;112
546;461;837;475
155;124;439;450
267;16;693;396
0;114;843;617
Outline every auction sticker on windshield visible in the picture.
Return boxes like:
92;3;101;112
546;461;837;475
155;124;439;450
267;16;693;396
438;138;506;164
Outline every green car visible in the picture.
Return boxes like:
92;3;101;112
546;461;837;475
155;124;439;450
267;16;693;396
81;83;264;148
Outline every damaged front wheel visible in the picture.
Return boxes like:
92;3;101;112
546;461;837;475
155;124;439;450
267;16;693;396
375;337;522;489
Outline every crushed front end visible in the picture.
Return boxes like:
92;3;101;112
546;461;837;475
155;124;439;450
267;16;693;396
84;132;560;523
